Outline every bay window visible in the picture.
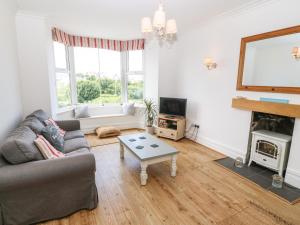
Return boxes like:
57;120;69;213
53;42;144;109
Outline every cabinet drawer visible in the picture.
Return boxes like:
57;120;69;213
157;128;177;139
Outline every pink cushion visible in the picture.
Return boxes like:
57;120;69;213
34;135;65;159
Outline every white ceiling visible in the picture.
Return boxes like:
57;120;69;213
17;0;260;39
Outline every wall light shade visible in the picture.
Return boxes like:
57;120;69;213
292;47;300;60
204;58;217;70
166;19;177;34
141;17;153;33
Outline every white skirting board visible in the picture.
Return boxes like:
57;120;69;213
285;168;300;188
193;135;246;160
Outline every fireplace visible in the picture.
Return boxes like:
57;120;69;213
247;112;295;176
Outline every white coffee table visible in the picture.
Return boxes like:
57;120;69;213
118;133;179;185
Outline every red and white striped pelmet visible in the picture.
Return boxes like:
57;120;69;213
52;28;145;51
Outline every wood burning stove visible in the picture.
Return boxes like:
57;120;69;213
248;130;292;176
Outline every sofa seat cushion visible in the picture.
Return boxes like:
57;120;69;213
1;126;44;164
26;109;50;123
20;117;45;134
64;130;85;141
66;148;90;156
64;138;89;153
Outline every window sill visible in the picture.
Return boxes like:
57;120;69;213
56;106;74;115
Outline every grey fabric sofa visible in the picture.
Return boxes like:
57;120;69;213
0;110;98;225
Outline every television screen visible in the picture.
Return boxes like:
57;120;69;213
159;97;187;117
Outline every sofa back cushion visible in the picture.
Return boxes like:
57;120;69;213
26;109;50;123
20;117;45;134
1;126;44;164
0;155;8;168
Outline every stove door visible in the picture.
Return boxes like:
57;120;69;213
254;140;281;170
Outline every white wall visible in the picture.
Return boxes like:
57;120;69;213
174;0;300;187
0;0;23;143
16;13;56;118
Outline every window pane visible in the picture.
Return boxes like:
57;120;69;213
74;47;99;74
128;75;144;104
74;47;100;104
129;50;143;71
53;42;67;69
56;73;71;108
99;49;121;104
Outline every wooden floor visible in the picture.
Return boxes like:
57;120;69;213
40;138;300;225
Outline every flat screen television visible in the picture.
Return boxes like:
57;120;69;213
159;97;187;117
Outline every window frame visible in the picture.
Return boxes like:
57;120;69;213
54;43;73;109
125;50;145;105
53;42;145;110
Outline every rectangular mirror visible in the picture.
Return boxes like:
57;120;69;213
237;25;300;94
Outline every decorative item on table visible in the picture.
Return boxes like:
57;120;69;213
260;97;289;104
272;174;284;188
144;99;157;135
234;157;244;168
236;96;247;99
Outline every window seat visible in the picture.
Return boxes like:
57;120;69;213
80;113;144;134
56;106;145;134
78;113;127;120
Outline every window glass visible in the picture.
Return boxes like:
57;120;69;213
53;42;67;69
129;50;143;72
56;72;71;108
99;49;121;104
128;74;144;104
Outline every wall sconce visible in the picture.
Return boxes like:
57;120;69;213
292;47;300;60
204;58;217;70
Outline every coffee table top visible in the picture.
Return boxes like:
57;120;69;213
118;133;179;161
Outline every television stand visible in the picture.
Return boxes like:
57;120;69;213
157;114;186;141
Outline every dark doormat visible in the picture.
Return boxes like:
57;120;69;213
215;157;300;204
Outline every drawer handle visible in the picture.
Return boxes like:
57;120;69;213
263;159;267;161
171;133;174;136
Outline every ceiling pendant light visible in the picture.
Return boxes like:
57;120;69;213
141;1;177;44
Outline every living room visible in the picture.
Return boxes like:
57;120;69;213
1;0;300;225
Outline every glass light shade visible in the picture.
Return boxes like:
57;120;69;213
166;19;177;34
204;58;213;65
141;17;152;33
292;47;300;55
153;3;166;28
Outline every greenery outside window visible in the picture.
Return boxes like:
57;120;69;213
53;42;144;109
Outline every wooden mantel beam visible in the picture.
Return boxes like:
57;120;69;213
232;98;300;118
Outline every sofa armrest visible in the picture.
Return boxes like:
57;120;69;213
0;152;95;192
55;120;80;131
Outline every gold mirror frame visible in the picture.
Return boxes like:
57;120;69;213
236;25;300;94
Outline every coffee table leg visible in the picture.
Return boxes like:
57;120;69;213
120;143;124;159
171;155;177;177
140;162;148;185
